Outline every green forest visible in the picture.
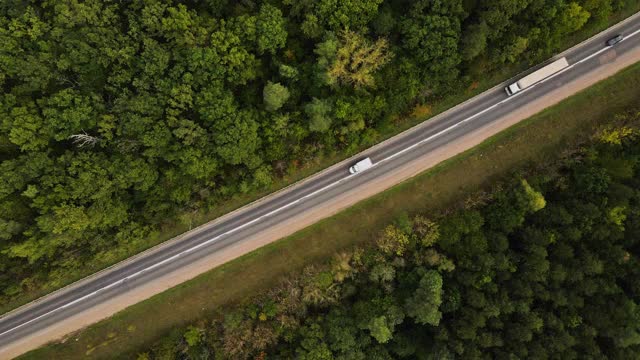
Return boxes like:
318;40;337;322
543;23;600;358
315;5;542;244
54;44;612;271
138;121;640;359
0;0;634;307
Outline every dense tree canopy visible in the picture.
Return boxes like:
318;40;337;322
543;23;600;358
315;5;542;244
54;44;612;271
141;122;640;359
0;0;631;309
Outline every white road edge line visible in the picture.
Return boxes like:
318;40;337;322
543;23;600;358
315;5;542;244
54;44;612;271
2;27;638;339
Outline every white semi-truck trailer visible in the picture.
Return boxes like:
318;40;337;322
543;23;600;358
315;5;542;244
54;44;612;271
505;57;569;96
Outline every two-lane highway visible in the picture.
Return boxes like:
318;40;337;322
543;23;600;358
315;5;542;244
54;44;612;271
3;12;640;359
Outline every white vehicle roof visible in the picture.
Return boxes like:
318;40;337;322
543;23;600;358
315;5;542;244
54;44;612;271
356;157;372;168
350;157;373;173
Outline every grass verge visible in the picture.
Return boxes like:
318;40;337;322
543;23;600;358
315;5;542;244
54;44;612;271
18;47;640;360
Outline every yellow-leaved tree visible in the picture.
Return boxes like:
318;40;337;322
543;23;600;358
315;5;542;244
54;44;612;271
327;30;393;88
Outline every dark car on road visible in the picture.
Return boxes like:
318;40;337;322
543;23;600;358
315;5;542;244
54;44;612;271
607;34;624;46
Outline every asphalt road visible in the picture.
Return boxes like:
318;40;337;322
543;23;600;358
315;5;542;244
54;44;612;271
3;13;640;358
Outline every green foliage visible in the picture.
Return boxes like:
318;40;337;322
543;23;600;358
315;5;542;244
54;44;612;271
367;316;393;343
256;4;287;55
559;2;592;34
300;0;384;32
599;126;638;145
212;110;260;166
314;35;340;86
413;215;440;247
278;64;299;80
461;22;489;61
263;82;290;112
521;179;547;212
371;5;396;35
608;206;627;228
393;211;412;234
183;326;204;347
376;225;410;256
404;270;443;325
305;98;333;132
499;36;530;63
400;0;464;87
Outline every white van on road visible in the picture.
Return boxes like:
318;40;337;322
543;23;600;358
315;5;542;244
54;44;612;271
349;157;373;174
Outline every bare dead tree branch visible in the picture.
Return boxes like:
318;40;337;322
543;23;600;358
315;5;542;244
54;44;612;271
69;131;99;148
